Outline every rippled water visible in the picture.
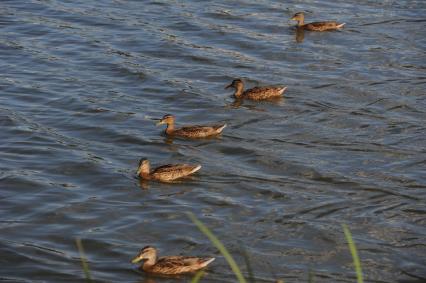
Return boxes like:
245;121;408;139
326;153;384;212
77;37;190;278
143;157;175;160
1;0;426;282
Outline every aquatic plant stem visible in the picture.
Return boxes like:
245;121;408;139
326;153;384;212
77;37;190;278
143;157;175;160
75;238;92;282
191;270;205;283
342;224;364;283
187;212;247;283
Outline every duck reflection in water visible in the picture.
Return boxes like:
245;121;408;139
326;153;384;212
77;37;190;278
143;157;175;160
136;271;212;283
295;27;305;43
136;275;184;283
227;97;284;110
138;178;149;190
137;176;198;191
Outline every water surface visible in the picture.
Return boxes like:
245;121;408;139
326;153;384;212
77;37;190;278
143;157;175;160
1;0;425;282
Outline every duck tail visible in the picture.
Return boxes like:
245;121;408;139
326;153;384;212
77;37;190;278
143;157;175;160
200;257;215;267
337;23;345;29
279;86;288;95
190;165;202;174
215;124;227;133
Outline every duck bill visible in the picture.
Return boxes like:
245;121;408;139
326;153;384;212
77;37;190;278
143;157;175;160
156;120;165;126
225;84;233;89
131;255;143;264
290;16;296;21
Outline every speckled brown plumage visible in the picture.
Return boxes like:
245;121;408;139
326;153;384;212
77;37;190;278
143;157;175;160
291;12;345;31
131;246;215;275
225;79;287;100
157;114;226;138
243;86;287;100
137;159;201;182
144;256;214;274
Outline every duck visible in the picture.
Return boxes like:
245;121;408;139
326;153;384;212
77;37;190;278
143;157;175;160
131;246;215;275
225;79;287;100
156;114;226;138
136;158;201;182
291;12;345;31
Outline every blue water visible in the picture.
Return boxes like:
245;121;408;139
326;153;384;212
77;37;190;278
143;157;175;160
1;1;425;282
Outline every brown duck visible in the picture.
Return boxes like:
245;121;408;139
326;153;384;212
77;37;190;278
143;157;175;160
157;114;226;138
291;12;345;31
131;246;215;275
225;79;287;100
136;159;201;182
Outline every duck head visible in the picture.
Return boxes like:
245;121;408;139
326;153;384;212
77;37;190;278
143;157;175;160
291;12;305;25
225;79;243;90
136;158;150;177
156;114;175;126
131;246;157;264
225;79;244;98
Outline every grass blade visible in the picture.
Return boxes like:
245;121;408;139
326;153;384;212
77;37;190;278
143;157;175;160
190;270;205;283
75;238;92;282
187;212;247;283
342;224;364;283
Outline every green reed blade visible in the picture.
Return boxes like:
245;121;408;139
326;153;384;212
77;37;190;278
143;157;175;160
187;212;247;283
75;238;92;282
191;270;205;283
342;224;364;283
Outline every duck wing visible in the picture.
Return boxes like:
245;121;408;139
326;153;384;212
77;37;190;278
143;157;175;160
174;124;226;138
243;86;287;100
147;256;215;274
151;164;201;181
304;21;344;31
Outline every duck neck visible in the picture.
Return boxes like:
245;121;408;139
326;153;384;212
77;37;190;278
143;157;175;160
139;163;151;179
143;254;157;269
165;121;175;135
234;84;244;98
297;17;304;26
